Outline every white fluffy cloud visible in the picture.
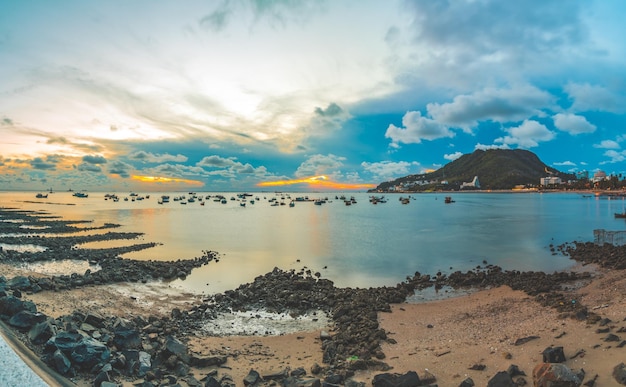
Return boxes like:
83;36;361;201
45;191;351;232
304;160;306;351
495;120;555;148
361;160;419;180
565;83;626;113
553;113;596;134
443;152;463;161
294;154;346;178
385;111;453;146
594;140;620;149
427;85;554;131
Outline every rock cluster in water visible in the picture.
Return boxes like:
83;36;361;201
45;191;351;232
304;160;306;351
1;208;626;386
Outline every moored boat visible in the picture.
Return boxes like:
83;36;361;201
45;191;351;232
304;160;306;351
615;212;626;219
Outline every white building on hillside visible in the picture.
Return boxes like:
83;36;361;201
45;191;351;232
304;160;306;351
461;176;480;189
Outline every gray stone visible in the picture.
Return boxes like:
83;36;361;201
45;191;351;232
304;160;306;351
8;311;47;329
614;363;626;385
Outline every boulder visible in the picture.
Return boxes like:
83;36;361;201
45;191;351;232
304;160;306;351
137;351;152;377
84;311;106;328
113;327;142;349
189;354;227;367
487;371;516;387
29;320;57;344
52;349;72;375
7;276;31;290
459;378;475;387
614;363;626;385
542;346;566;363
533;363;582;387
8;311;47;329
372;371;420;387
244;369;262;386
47;331;84;354
70;337;111;369
163;336;190;364
0;295;36;316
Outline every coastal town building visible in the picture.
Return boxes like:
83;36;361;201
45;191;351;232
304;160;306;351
461;176;480;189
592;170;607;183
540;176;562;186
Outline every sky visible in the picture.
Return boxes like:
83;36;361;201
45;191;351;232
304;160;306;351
1;0;626;192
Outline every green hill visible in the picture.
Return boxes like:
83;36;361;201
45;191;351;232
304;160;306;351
373;149;575;191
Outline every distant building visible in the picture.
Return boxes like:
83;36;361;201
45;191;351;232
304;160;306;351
540;176;562;186
592;170;607;183
461;176;480;189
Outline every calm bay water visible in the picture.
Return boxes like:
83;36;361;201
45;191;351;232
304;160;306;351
2;191;625;294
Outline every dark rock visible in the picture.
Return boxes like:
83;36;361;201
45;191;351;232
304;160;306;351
113;327;142;349
29;320;57;344
138;351;151;377
507;364;526;377
163;336;190;364
8;311;47;329
372;371;420;387
70;337;111;369
47;331;84;354
7;276;31;290
244;369;261;386
459;378;475;387
542;346;566;363
0;295;37;316
52;349;72;375
533;363;581;387
514;335;540;346
84;311;106;328
605;334;621;342
325;374;344;384
173;360;190;377
204;376;223;387
614;363;626;385
487;371;515;387
189;354;227;367
290;367;306;378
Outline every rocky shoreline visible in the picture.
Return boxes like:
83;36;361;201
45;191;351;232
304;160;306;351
1;207;626;386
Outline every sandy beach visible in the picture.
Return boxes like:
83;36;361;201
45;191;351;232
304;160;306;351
2;258;625;386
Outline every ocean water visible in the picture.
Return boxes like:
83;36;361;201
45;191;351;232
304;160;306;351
1;191;625;295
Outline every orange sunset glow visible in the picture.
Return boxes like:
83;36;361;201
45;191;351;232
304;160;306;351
257;175;375;190
131;175;204;186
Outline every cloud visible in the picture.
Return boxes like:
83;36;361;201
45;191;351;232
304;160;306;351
565;83;626;113
385;111;453;146
403;1;587;78
197;155;239;168
196;155;270;178
129;151;188;163
30;157;57;170
474;143;511;151
594;140;620;149
553;161;576;167
495;120;555;148
601;150;626;164
443;152;463;161
82;155;107;164
108;160;133;178
361;160;420;180
553;113;596;134
77;163;102;173
294;154;346;178
427;85;555;131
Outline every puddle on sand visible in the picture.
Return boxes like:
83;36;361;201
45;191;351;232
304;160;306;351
0;243;47;253
202;309;330;336
21;260;101;276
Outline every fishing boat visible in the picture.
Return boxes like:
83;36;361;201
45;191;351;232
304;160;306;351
444;196;455;203
35;193;48;198
615;212;626;219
